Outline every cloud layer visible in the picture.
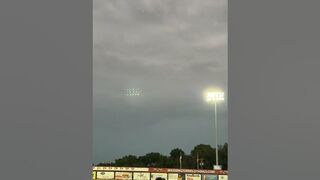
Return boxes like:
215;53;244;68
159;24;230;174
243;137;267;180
93;0;227;164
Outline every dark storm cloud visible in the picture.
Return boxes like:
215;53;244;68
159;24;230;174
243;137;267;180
93;0;227;163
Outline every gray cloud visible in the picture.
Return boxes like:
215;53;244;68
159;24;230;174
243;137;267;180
93;0;227;164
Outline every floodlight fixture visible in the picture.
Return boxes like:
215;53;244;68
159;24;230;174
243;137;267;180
206;91;224;102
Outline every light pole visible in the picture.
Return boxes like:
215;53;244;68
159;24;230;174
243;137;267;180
179;152;182;169
205;90;224;170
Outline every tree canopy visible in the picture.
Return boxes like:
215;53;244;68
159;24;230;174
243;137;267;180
96;143;228;170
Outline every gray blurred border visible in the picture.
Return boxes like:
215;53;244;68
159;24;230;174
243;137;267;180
0;0;92;179
229;0;320;179
2;0;320;179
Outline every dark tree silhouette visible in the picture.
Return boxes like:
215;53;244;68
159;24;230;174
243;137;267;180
102;143;228;170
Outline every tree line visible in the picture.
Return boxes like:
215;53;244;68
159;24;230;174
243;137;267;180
96;143;228;170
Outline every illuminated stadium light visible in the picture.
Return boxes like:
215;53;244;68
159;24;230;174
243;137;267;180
126;88;141;96
203;88;225;103
206;92;224;102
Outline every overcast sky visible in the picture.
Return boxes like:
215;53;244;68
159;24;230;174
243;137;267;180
93;0;227;164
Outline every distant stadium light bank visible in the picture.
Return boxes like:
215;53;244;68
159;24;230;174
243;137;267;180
92;166;228;180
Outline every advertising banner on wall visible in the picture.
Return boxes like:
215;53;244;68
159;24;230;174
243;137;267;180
149;168;168;173
218;175;228;180
167;169;215;174
202;174;217;180
97;171;114;179
151;173;167;180
168;173;185;180
115;172;133;180
133;172;150;180
168;173;179;180
185;174;201;180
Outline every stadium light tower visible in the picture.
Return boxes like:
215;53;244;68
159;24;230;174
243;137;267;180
204;88;224;170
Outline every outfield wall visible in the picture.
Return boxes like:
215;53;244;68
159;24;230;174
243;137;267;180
92;166;228;180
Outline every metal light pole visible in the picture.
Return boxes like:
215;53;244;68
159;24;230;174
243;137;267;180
179;152;182;169
197;152;199;169
204;89;224;170
214;101;219;166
